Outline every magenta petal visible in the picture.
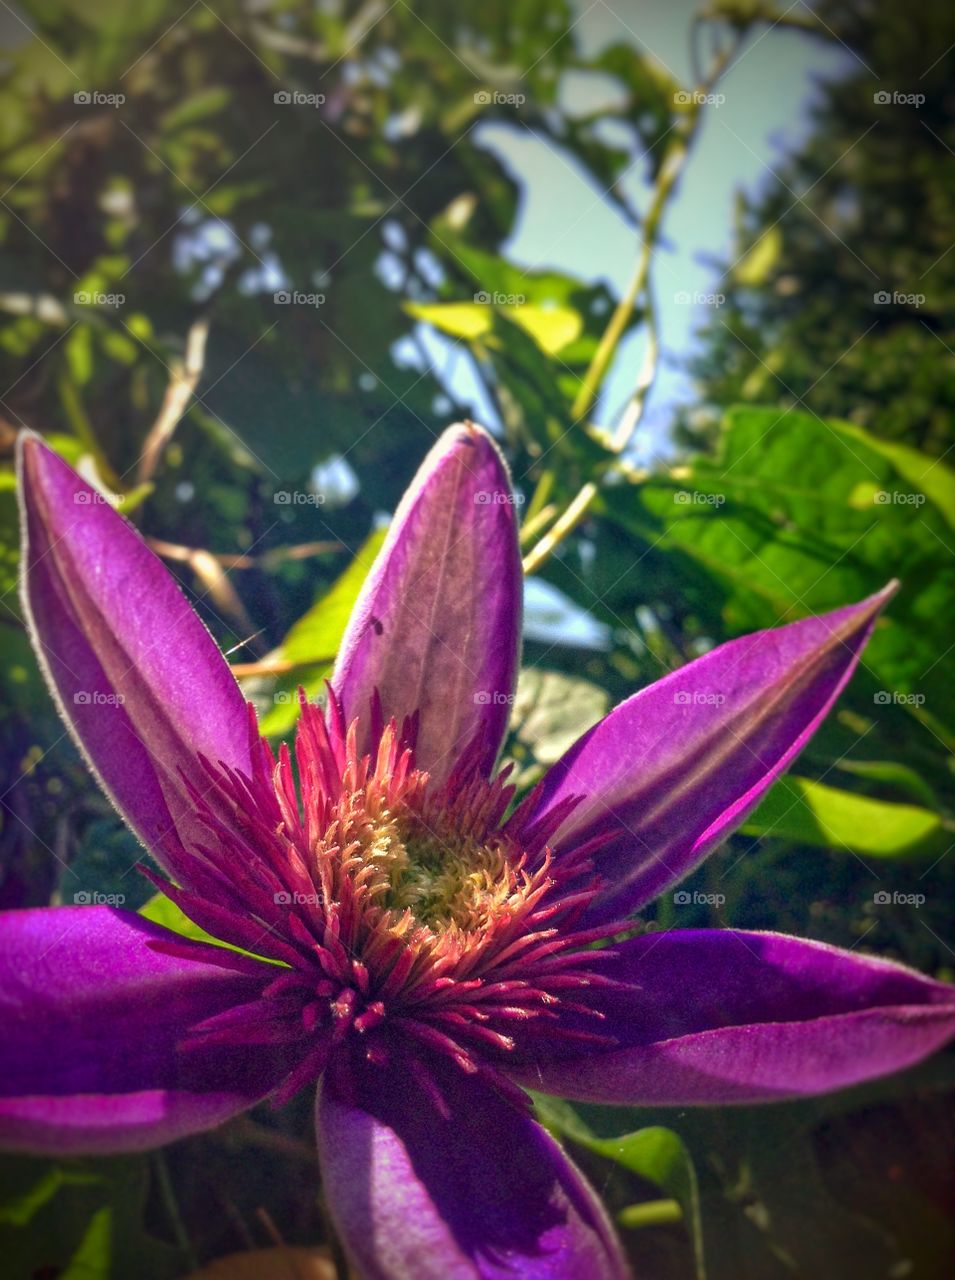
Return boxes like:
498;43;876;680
507;930;955;1105
514;587;895;923
17;436;253;879
0;906;284;1154
316;1054;629;1279
332;423;522;784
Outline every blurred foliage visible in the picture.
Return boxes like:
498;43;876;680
680;0;955;454
1;0;953;1277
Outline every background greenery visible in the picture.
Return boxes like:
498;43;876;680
0;0;952;1276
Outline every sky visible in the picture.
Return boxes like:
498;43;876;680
446;0;847;458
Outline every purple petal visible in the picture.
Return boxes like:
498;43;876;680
507;929;955;1105
513;587;895;923
332;423;522;784
0;906;284;1154
17;436;253;879
316;1053;629;1279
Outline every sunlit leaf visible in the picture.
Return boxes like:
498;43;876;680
743;775;945;858
406;300;583;354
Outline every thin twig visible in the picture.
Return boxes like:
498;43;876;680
610;278;660;451
148;537;347;571
522;483;597;575
255;1206;286;1248
138;317;209;484
522;27;742;575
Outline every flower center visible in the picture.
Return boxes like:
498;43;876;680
353;808;517;932
173;692;618;1102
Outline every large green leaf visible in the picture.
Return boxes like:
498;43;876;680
743;775;945;859
534;1095;705;1278
606;405;955;735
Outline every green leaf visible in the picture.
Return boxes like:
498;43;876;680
533;1096;705;1278
160;87;232;132
733;226;782;287
251;528;387;738
65;326;94;385
0;1166;100;1228
509;668;609;765
0;1155;181;1279
62;1204;112;1278
742;775;944;859
829;418;955;531
281;528;386;666
138;892;222;945
139;894;283;965
605;404;955;735
835;758;939;808
406;300;582;355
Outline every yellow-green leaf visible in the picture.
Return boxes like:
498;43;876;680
743;775;944;858
406;301;582;354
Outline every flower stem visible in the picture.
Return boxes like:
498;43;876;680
154;1150;198;1271
523;28;742;574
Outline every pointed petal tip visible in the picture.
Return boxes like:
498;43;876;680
15;430;51;504
859;577;899;614
507;928;955;1107
425;419;513;481
523;584;902;924
15;437;254;882
17;429;65;482
15;430;103;524
332;420;522;784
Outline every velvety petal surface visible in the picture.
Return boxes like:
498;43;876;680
316;1052;629;1280
17;436;253;879
512;587;894;923
507;930;955;1105
0;906;285;1154
332;423;522;785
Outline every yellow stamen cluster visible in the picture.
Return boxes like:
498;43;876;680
335;792;519;934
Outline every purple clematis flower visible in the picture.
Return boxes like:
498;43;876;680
4;423;955;1280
